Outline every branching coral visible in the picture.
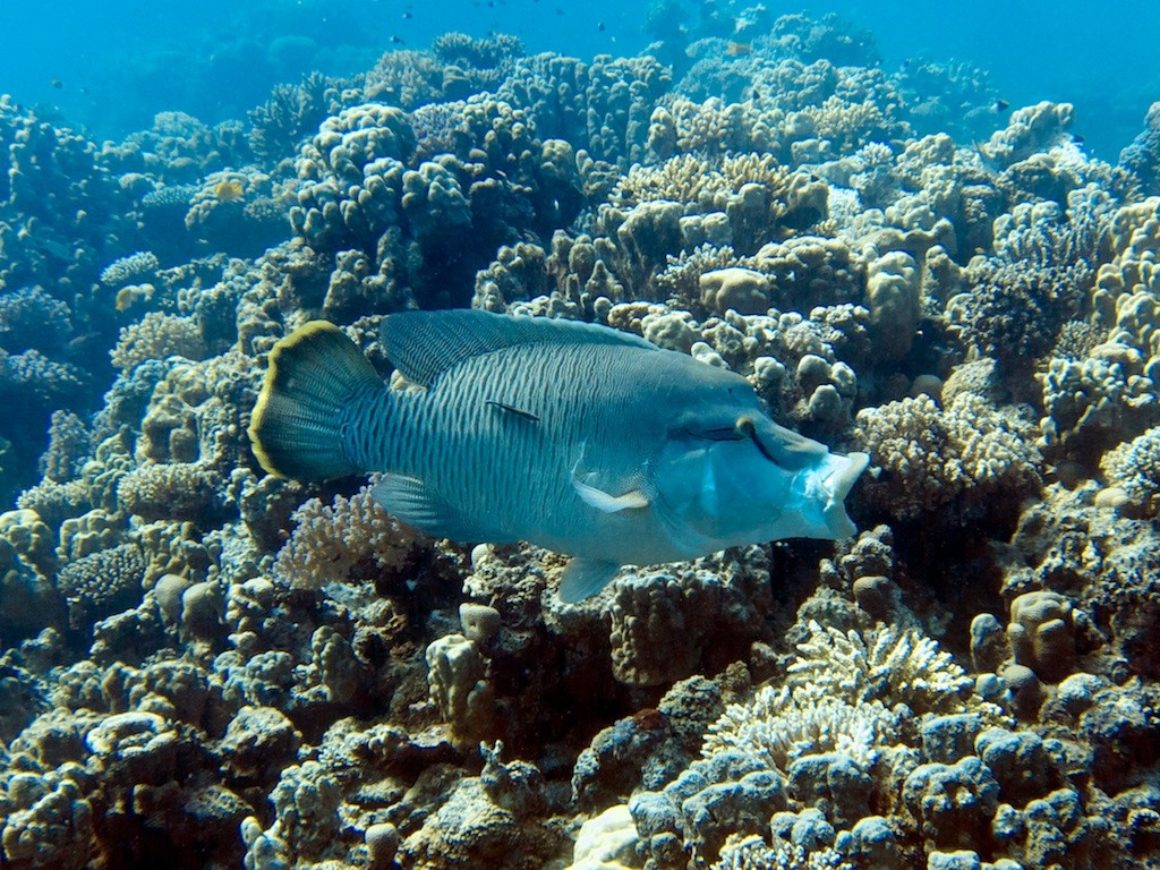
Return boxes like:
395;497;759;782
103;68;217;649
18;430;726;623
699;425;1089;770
784;621;975;715
2;17;1160;870
855;393;1042;524
273;479;421;589
1101;425;1160;516
109;313;206;374
703;684;901;772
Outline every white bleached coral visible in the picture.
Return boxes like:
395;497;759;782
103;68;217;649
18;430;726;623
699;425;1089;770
713;833;852;870
702;684;901;772
785;620;974;715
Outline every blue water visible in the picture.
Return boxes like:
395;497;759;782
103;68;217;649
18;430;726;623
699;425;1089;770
2;0;1158;157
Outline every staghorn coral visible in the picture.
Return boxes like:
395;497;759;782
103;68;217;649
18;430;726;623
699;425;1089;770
630;601;1009;867
713;833;850;869
784;620;977;716
703;683;901;773
247;70;347;163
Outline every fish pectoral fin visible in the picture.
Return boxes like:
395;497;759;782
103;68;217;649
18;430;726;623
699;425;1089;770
372;473;483;542
571;476;650;513
485;400;540;422
558;558;621;602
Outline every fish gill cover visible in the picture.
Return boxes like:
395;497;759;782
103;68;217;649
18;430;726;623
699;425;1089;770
0;6;1158;870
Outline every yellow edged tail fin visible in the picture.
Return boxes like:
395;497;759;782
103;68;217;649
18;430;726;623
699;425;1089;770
248;321;382;481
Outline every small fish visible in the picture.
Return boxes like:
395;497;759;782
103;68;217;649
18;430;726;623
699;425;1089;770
402;10;413;18
993;98;1009;112
597;21;606;31
1071;133;1086;145
390;34;405;44
726;41;752;57
50;77;63;89
214;178;245;201
249;312;869;602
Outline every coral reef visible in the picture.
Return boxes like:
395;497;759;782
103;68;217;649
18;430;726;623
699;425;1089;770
1;12;1158;870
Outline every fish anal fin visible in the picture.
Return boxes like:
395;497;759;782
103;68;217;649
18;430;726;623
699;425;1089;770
558;559;620;602
372;473;483;542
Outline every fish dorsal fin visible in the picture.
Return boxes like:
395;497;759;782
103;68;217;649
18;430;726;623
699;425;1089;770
380;310;657;387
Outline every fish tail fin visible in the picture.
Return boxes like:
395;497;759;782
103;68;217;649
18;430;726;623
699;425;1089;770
248;321;382;481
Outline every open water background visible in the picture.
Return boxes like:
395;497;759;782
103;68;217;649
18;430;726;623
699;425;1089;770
1;0;1158;158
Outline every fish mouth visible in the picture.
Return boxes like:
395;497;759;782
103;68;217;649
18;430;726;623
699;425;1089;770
821;451;869;537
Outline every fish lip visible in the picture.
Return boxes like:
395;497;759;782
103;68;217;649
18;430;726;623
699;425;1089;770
821;451;870;537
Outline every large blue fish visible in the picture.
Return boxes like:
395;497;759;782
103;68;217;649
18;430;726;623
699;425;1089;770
248;310;868;601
